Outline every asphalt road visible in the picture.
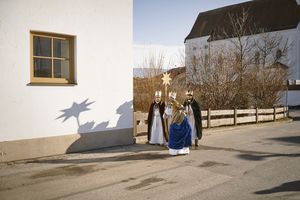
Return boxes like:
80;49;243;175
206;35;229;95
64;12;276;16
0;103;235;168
0;118;299;200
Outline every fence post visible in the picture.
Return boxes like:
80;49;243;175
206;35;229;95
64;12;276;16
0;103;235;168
133;112;137;137
207;108;211;128
234;107;237;126
256;107;259;123
283;106;287;118
273;106;276;121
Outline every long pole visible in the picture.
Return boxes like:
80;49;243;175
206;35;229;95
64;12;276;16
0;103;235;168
286;80;289;117
165;84;169;136
165;84;168;104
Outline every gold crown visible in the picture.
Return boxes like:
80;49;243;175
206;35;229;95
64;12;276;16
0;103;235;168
155;90;162;97
168;91;177;100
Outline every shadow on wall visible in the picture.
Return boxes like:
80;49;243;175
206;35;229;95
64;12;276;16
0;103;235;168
56;98;133;153
116;100;133;128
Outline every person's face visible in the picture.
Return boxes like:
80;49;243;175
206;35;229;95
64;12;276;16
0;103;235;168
155;96;161;103
168;96;175;103
186;95;193;101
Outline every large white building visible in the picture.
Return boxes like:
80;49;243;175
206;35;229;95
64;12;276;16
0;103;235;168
0;0;133;162
185;0;300;106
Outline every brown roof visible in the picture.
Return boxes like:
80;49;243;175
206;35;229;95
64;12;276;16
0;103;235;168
185;0;300;42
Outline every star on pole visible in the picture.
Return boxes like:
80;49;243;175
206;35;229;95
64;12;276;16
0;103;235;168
162;72;171;86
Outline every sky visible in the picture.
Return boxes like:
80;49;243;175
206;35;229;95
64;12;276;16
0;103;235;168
133;0;251;68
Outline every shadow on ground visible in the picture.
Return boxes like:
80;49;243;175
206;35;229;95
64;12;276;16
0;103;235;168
27;144;170;164
195;144;300;162
237;135;300;161
237;152;300;161
255;180;300;194
268;136;300;145
237;136;300;161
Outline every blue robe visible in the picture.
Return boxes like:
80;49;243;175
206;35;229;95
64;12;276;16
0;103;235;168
168;117;192;150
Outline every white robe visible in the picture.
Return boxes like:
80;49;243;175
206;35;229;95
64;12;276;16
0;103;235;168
185;104;197;141
163;105;173;129
149;107;166;145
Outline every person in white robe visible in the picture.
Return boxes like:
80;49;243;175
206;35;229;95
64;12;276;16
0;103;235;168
183;90;202;146
147;91;168;145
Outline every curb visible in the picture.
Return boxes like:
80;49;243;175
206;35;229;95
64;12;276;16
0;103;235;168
134;136;148;144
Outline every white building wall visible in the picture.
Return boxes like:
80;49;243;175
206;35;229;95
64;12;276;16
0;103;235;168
186;28;299;79
185;36;210;82
0;0;133;142
185;27;300;106
297;23;300;79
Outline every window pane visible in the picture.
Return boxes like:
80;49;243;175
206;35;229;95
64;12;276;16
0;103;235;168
34;58;52;77
33;36;51;57
54;59;70;79
53;39;69;58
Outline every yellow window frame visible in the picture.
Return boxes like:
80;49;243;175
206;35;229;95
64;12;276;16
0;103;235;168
30;31;75;84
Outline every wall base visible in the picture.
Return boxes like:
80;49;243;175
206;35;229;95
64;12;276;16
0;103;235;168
0;128;133;163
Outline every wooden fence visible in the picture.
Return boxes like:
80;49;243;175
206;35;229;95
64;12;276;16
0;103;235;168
133;106;288;137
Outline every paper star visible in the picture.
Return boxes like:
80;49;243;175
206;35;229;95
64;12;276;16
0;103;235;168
162;72;171;86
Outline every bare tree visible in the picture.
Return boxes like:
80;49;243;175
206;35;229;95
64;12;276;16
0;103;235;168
247;32;290;107
134;50;167;112
247;67;287;108
252;31;290;67
139;50;165;78
187;48;238;109
185;9;289;109
223;9;255;108
225;9;254;70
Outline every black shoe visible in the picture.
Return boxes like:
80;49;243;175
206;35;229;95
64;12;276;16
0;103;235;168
195;139;199;146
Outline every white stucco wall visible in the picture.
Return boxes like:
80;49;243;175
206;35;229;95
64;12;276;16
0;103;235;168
297;23;300;79
185;28;299;79
185;26;300;106
0;0;133;141
278;90;300;106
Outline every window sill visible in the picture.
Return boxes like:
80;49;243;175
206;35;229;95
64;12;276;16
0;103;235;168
27;82;77;86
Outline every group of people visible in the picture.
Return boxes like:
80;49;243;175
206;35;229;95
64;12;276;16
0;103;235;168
147;90;202;155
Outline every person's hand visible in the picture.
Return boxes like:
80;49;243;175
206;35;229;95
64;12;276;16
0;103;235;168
165;107;172;116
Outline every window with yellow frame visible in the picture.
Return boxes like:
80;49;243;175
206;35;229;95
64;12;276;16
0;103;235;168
30;31;75;84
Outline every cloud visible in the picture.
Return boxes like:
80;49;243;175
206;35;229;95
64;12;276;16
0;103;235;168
133;44;185;69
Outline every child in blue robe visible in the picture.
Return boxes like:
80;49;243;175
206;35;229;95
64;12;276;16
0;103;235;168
167;92;192;155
